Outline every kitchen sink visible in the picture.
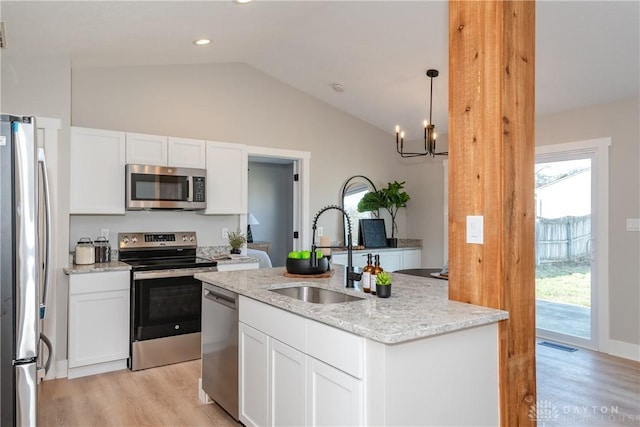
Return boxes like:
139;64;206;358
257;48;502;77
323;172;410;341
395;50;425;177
270;286;364;304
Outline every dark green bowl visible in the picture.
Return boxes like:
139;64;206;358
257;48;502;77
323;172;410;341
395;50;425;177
286;257;329;275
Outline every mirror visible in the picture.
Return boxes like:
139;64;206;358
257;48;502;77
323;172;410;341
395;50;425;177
340;175;377;246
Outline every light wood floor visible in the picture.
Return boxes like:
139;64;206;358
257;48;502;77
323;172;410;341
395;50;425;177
39;346;639;427
38;360;237;427
536;344;640;426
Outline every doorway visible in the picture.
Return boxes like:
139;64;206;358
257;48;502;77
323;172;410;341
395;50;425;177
248;159;294;267
535;138;610;351
246;146;311;267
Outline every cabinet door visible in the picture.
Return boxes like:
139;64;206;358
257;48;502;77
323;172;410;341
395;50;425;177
379;251;402;272
168;137;206;168
68;289;129;368
402;249;422;269
330;254;348;266
306;357;363;426
126;133;168;165
270;339;306;426
70;127;126;214
204;141;247;214
239;323;269;427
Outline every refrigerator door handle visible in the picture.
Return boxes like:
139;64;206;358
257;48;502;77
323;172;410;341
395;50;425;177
38;147;51;319
13;117;38;360
37;332;53;380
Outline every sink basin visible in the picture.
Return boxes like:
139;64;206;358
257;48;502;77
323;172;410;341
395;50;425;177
270;286;364;304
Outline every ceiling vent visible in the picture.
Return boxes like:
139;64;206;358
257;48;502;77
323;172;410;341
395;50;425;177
0;22;6;48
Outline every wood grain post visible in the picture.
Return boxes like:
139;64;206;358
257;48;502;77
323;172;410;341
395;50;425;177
448;1;537;426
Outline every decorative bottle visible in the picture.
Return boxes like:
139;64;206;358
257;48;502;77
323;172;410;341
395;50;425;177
371;254;383;296
361;253;373;293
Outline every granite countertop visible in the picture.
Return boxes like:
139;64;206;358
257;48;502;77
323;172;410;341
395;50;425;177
331;246;422;255
64;261;132;275
195;266;508;345
64;256;259;275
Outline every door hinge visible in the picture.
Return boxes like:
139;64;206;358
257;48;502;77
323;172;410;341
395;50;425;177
293;174;299;182
293;231;299;239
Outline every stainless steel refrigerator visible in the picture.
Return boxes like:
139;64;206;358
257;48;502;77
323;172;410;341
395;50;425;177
0;114;52;426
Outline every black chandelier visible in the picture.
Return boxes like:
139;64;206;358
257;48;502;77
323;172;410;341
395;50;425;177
395;69;447;158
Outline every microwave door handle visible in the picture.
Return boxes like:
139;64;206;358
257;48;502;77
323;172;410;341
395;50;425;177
186;176;192;201
38;148;52;319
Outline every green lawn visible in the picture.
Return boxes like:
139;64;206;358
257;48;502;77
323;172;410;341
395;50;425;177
535;261;591;307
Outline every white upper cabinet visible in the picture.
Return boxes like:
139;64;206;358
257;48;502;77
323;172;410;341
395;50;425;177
126;133;205;169
70;127;126;214
167;137;206;169
125;133;168;165
204;141;247;215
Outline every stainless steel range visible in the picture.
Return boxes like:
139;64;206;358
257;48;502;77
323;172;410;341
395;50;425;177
118;232;217;371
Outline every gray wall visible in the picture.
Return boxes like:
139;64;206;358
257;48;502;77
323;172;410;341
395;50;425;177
536;97;640;347
248;161;294;267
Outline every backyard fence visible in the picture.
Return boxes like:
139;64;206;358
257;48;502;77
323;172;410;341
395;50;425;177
535;215;591;265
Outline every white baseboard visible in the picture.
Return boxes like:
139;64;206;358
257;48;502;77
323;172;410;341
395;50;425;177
198;377;213;404
67;359;127;379
607;339;640;362
55;360;68;379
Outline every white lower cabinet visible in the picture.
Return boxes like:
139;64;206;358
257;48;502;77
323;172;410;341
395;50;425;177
332;248;421;272
239;323;269;427
68;271;130;379
306;357;363;427
239;297;363;427
270;339;306;426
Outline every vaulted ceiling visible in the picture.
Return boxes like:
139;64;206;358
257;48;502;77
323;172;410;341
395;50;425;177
2;1;638;138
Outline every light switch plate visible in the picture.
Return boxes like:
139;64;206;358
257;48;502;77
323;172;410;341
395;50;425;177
221;227;229;239
627;218;640;231
466;215;484;244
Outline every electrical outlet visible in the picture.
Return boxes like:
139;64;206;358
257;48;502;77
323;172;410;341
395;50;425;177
627;218;640;231
100;229;109;240
317;226;323;237
222;227;229;239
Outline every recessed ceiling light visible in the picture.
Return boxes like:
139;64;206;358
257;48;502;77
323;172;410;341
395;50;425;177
193;39;211;46
234;0;255;4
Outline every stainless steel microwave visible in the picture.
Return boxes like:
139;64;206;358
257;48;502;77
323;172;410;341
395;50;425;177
126;164;206;210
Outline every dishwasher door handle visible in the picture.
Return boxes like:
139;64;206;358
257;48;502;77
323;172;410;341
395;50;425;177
204;289;237;310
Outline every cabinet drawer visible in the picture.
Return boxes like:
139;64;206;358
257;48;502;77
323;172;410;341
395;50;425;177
69;271;130;295
306;320;363;379
239;296;305;352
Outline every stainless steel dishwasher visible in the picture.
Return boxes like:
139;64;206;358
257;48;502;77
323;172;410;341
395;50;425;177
202;282;239;421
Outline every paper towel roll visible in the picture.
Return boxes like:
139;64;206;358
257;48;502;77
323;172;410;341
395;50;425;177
320;236;331;256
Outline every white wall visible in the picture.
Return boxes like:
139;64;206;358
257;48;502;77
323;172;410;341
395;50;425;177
399;134;449;268
71;63;404;242
536;97;640;349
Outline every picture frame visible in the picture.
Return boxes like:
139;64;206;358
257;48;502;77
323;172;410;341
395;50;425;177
359;218;388;248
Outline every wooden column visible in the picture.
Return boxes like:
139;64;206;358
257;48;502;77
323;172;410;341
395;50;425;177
448;1;536;426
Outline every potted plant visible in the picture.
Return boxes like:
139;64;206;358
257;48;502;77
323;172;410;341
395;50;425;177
376;271;392;298
357;181;410;247
228;229;247;254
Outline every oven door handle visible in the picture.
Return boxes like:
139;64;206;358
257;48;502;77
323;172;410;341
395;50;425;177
133;268;217;280
204;289;237;310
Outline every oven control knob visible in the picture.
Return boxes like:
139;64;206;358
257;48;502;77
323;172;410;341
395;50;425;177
189;235;195;242
182;235;188;242
122;237;129;245
132;236;138;244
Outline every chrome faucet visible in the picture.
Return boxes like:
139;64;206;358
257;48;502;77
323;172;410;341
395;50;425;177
311;205;362;288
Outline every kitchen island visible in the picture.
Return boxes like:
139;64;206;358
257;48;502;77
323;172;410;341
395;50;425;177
196;266;508;426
